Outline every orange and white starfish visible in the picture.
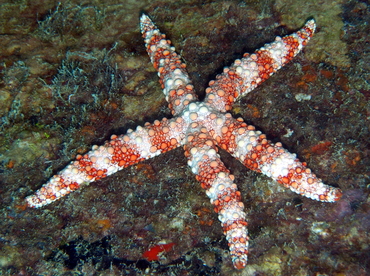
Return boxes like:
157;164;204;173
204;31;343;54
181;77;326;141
26;14;342;269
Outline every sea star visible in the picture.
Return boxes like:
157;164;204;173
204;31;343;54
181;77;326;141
26;14;342;269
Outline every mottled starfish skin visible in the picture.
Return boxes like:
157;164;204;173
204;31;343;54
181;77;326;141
26;14;342;269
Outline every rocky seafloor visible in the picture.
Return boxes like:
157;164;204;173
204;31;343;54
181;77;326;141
0;0;369;275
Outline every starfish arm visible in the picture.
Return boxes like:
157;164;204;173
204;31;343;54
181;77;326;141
204;19;316;112
184;126;249;270
211;116;342;202
140;14;198;116
26;117;188;208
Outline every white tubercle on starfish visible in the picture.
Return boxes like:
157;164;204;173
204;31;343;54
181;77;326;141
26;14;342;270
